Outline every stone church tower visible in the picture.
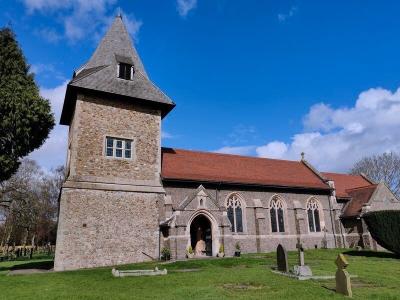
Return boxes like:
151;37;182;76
54;16;175;271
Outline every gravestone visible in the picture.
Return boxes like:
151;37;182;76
321;227;328;249
293;243;312;277
335;254;352;297
276;244;289;273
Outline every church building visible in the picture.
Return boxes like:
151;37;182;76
54;16;400;271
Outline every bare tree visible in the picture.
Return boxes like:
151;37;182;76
350;152;400;197
0;159;64;248
0;159;43;247
36;165;65;245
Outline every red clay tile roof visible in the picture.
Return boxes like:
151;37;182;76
161;148;330;190
341;184;378;217
321;172;372;198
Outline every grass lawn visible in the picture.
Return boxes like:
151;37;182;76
0;249;399;299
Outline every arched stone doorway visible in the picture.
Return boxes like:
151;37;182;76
190;215;212;256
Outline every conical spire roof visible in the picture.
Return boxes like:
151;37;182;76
85;15;148;78
60;15;175;125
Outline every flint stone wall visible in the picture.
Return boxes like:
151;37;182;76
68;94;161;184
163;184;339;258
54;188;161;271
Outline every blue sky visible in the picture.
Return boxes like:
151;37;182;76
2;0;400;172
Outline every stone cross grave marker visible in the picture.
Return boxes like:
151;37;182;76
335;254;352;297
276;244;289;273
294;243;312;277
296;243;305;266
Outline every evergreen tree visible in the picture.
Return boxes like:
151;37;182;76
0;27;54;182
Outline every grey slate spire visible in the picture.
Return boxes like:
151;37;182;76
84;15;148;78
60;15;175;125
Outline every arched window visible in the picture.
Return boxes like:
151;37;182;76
226;194;244;233
270;196;285;233
307;198;321;232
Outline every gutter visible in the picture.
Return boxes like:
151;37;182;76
61;85;176;125
161;177;331;193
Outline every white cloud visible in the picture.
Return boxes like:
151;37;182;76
22;0;142;43
95;8;142;43
30;63;66;81
256;141;287;159
225;124;257;145
23;0;69;13
23;0;115;14
29;81;69;171
303;103;334;131
177;0;197;17
214;146;255;156
214;124;259;155
34;27;62;43
255;86;400;172
161;130;176;139
278;6;297;22
122;13;143;39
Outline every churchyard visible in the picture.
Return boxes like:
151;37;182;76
0;249;399;299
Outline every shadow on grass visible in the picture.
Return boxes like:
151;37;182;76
321;285;336;293
0;260;54;272
343;250;399;259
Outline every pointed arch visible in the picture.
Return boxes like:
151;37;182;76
225;192;246;233
306;197;324;233
269;195;287;233
185;210;221;256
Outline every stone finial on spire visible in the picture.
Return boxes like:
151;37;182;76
116;7;122;19
301;152;305;161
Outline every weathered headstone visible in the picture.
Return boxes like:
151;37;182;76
321;227;328;249
293;243;312;277
335;254;352;297
276;244;289;273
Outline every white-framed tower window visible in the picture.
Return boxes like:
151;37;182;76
105;136;133;159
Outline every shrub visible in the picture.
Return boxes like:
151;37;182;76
161;247;171;261
362;210;400;255
187;246;193;254
235;242;241;251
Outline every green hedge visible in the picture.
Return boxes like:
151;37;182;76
363;210;400;255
